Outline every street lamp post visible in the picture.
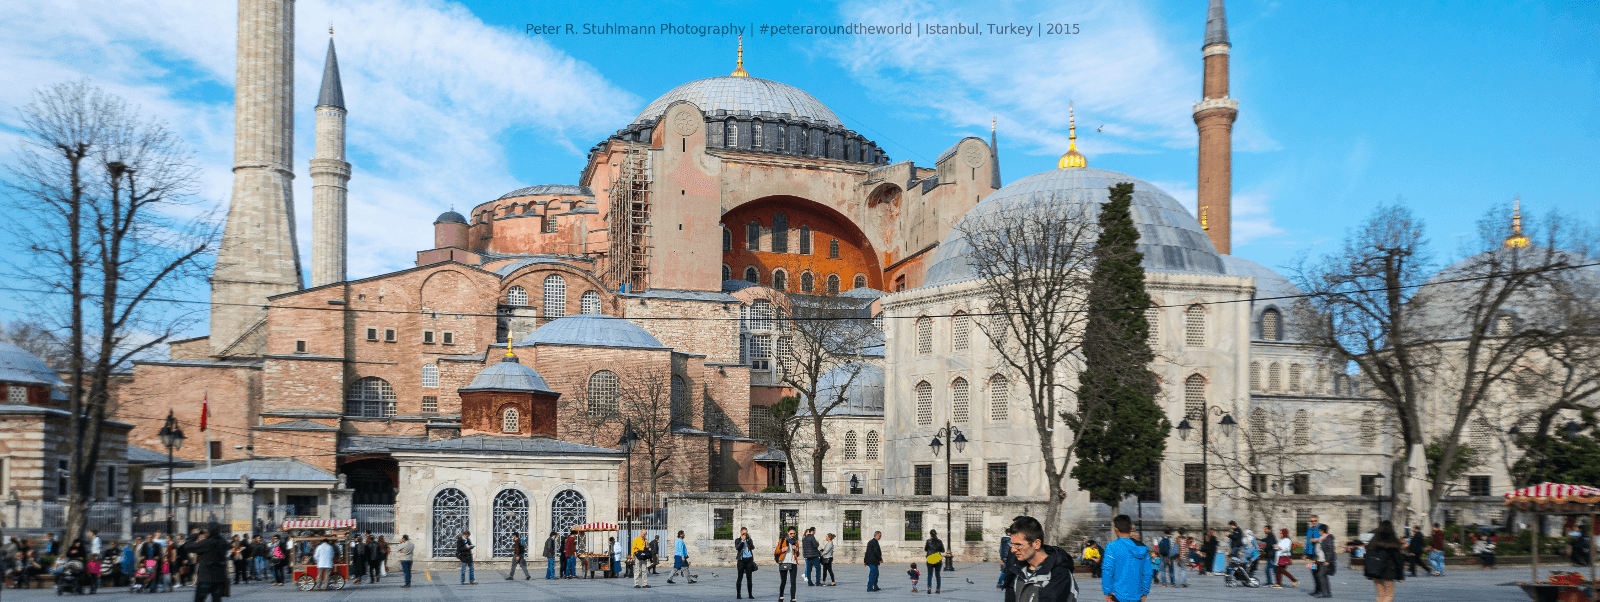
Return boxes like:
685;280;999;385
1175;406;1236;538
1375;472;1387;520
156;410;186;535
617;424;638;531
929;421;967;572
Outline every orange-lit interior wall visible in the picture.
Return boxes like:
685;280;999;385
721;197;881;293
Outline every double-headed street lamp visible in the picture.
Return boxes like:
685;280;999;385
157;410;186;534
1175;407;1236;537
929;422;967;571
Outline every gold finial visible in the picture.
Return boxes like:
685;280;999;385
329;23;334;36
505;329;517;358
731;35;750;77
1200;206;1209;230
1504;196;1530;248
1058;101;1087;169
991;116;996;132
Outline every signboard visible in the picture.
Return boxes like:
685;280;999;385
231;520;252;533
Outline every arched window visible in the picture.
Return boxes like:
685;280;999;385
1249;408;1268;448
843;431;859;460
543;214;557;233
989;375;1009;422
421;364;439;388
1469;418;1493;452
829;238;840;259
1516;369;1538;400
580;290;602;315
915;381;933;426
1288;364;1304;393
543;274;566;318
772;269;787;291
587;370;620;418
747;221;761;251
1249;362;1261;392
1359;410;1377;447
725;118;739;147
854;274;867;289
507;285;528;306
751;120;763;149
799;226;812;254
1293;409;1310;447
864;430;881;460
723;226;732;252
491;489;529;557
772;213;788;253
550;489;586;537
1261;309;1281;341
800;272;814;293
1145;306;1159;343
723;264;731;282
827;274;840;295
670;375;688;427
502;408;520;433
951;377;970;424
431;488;470;557
1495;315;1514;336
1268;363;1282;393
346;377;396;418
1184;374;1205;420
744;266;759;284
1184;305;1206;347
952;311;971;351
916;317;933;354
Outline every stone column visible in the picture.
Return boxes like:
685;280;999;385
329;474;353;521
177;490;191;534
230;476;255;536
120;496;134;541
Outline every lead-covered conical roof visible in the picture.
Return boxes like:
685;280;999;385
1204;0;1230;48
317;38;345;109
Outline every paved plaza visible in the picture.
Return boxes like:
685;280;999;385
6;561;1546;601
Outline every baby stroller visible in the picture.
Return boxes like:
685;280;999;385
131;560;158;593
1223;555;1260;588
56;559;98;595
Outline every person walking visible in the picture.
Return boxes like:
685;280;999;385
1006;516;1077;602
313;539;335;591
563;532;577;578
734;527;757;599
997;527;1014;590
667;530;693;583
1311;523;1336;598
250;535;267;581
229;539;248;584
923;529;945;594
1156;529;1179;587
1100;515;1148;602
864;531;883;592
1428;524;1446;576
1198;530;1218;575
1472;533;1497;569
1273;528;1299;588
802;527;821;586
777;527;800;602
1228;521;1244;559
1405;526;1427;577
1259;526;1276;587
632;530;650;588
1363;521;1407;602
269;535;289;586
456;530;476;584
1306;523;1323;596
181;529;228;602
820;533;836;586
649;535;661;575
507;533;530;580
543;531;558;579
610;536;622;577
395;535;415;588
374;536;389;581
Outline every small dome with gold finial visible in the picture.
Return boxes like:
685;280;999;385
1058;102;1086;169
1504;196;1531;248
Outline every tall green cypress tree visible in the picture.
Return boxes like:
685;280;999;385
1069;182;1170;510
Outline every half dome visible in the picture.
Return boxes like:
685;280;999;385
521;314;668;350
633;76;842;128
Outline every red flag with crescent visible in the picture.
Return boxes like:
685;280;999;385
200;392;209;432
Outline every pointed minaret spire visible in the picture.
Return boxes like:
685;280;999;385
731;35;750;77
310;30;351;287
989;116;1002;189
1058;102;1086;169
1204;0;1229;49
1195;0;1238;254
317;35;345;110
1504;196;1531;248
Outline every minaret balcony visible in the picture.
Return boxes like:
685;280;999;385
1192;97;1239;116
309;158;351;178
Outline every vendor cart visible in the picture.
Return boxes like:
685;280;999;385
571;522;619;578
1504;483;1600;602
282;519;358;591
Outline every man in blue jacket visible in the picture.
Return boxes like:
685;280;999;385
1101;515;1152;602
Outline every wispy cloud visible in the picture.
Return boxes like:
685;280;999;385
1149;177;1286;247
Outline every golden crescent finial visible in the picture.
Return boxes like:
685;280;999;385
1504;196;1530;248
1058;101;1086;169
731;35;750;77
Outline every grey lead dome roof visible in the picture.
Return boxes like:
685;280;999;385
924;167;1226;285
520;314;668;350
634;76;842;128
498;185;594;200
0;342;64;388
460;355;557;395
434;210;467;224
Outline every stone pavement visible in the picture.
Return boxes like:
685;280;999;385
10;562;1537;601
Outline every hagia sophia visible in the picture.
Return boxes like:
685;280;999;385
5;0;1562;564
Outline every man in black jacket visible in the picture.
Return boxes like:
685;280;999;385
998;528;1014;590
349;535;368;584
181;529;229;602
734;528;757;599
802;528;820;586
543;532;558;580
1228;521;1244;559
457;531;476;584
507;533;529;580
1406;527;1427;577
1007;517;1075;602
863;531;883;592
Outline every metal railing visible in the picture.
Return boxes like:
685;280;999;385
41;501;64;529
352;504;395;536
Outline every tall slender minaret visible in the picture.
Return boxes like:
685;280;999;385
989;117;1002;189
311;30;350;287
212;0;302;355
1194;0;1238;255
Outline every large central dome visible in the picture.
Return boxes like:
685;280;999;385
633;76;842;128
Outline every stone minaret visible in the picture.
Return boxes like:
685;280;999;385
1194;0;1238;255
310;32;350;287
212;0;302;355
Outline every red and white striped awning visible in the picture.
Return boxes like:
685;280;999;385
282;519;358;530
1504;483;1600;512
569;522;617;532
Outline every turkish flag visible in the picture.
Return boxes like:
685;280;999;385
200;393;209;432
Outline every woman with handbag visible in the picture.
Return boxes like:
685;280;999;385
734;528;757;599
776;528;799;602
1362;521;1406;602
923;529;945;594
819;533;836;586
1273;529;1299;588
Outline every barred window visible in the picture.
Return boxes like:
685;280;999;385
507;285;528;306
502;408;520;433
1261;309;1281;341
776;336;794;375
989;314;1008;353
747;220;760;251
1469;418;1493;452
1145;306;1159;343
827;274;840;295
986;463;1008;496
726;118;739;147
1184;374;1205;420
580;290;602;314
587;370;620;417
952;311;970;351
750;300;773;330
751;121;764;149
1184;304;1206;347
1249;362;1261;392
421;364;439;388
1495;315;1514;336
864;430;880;460
1249;408;1267;449
843;430;858;460
1268;363;1282;393
723;226;732;251
346;377;396;418
951;377;970;424
1516;369;1538;400
723;264;731;281
422;396;438;413
1360;410;1377;447
989;374;1009;422
916;317;932;354
915;381;933;426
829;238;840;259
772;269;787;291
543;274;566;318
1289;364;1304;393
713;509;734;540
800;271;814;293
1183;464;1205;504
749;335;772;370
772;213;788;253
854;274;867;289
1293;409;1310;447
8;385;26;404
913;468;932;497
744;266;759;284
799;226;811;254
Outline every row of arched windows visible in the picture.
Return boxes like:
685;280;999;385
727;265;861;294
912;375;1010;426
431;487;587;559
1249;361;1311;394
505;276;603;316
728;217;828;256
841;429;881;460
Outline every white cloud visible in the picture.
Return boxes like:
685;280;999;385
0;0;638;282
1148;177;1285;246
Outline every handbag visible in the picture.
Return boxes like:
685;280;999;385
926;552;943;566
1277;557;1291;566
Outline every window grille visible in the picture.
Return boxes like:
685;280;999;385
1145;307;1159;343
1139;464;1161;503
913;468;932;497
1346;510;1363;537
1292;475;1310;495
431;488;471;557
744;266;759;283
587;370;620;417
1359;411;1376;446
1468;476;1491;497
843;431;858;460
726;118;739;147
1184;305;1206;347
507;285;528;306
989;314;1008;352
952;311;970;351
550;489;586;538
1250;362;1261;392
346;377;396;417
800;271;814;292
723;264;731;281
1360;475;1383;496
580;290;601;314
422;396;438;413
1495;315;1513;336
1249;408;1268;449
989;375;1009;422
1184;464;1205;503
423;330;435;345
1252;474;1269;493
1293;409;1310;446
750;300;772;330
1184;374;1205;420
8;385;26;404
776;336;794;375
950;464;969;496
713;509;734;540
772;269;787;291
747;221;760;251
1268;363;1282;393
829;239;840;259
843;510;862;540
987;463;1008;496
723;226;732;251
778;509;799;538
752;121;763;149
916;317;932;354
421;364;439;388
749;335;772;370
772;213;788;253
799;226;811;254
491;489;529;558
951;378;970;423
1289;364;1303;393
1261;309;1280;340
1516;369;1538;400
915;381;933;426
826;274;840;295
865;430;880;460
1469;418;1492;451
543;275;566;318
502;408;520;432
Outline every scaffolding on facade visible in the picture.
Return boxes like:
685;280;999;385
606;146;652;291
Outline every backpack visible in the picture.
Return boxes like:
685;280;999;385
1159;537;1174;558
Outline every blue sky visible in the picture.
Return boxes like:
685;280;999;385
1;0;1596;331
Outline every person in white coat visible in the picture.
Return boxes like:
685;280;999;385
313;539;336;591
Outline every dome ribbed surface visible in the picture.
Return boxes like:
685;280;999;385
521;315;667;350
460;355;556;394
634;76;841;127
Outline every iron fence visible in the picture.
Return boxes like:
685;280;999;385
353;504;395;537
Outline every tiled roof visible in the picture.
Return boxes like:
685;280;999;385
491;257;585;278
0;342;64;387
634;76;841;127
521;314;667;350
498;185;594;200
251;420;339;432
161;458;337;483
125;445;196;467
392;434;625;457
338;434;427;455
621;288;738;303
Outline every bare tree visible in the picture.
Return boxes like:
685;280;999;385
751;396;806;492
0;320;71;368
3;80;218;541
616;367;696;502
776;294;879;493
956;193;1102;531
1207;407;1344;530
